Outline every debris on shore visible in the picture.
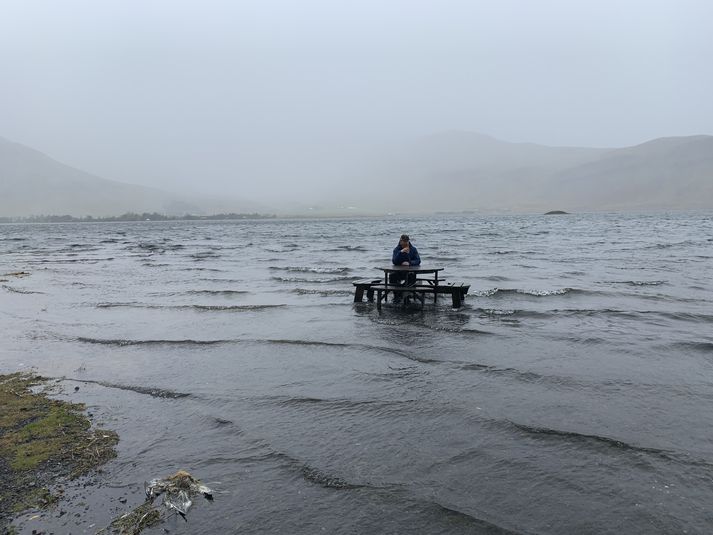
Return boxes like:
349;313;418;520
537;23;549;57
101;470;214;534
145;469;214;516
0;372;119;531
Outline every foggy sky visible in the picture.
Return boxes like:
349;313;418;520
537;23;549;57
1;0;712;204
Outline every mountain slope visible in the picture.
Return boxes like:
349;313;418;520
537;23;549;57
0;137;266;217
325;132;713;213
2;133;711;217
542;136;713;210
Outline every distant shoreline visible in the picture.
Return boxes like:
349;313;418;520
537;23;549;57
0;212;276;223
2;208;709;224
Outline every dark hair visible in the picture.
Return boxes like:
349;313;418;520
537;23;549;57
400;234;410;242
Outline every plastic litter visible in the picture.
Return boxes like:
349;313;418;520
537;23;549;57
144;470;213;519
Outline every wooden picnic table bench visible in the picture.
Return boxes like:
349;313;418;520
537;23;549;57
353;280;470;309
368;283;436;309
352;279;382;302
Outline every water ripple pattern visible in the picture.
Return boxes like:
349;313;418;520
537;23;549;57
1;212;713;534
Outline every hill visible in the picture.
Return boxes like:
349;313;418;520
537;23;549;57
2;132;712;217
319;132;713;214
540;136;713;211
0;137;265;217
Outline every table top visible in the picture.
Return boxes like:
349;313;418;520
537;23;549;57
379;265;444;273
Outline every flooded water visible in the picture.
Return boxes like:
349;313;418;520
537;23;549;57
1;212;713;534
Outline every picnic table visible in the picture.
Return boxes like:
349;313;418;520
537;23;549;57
353;265;469;309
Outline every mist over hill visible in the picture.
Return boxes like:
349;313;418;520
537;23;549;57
314;132;713;214
0;136;267;217
1;133;712;217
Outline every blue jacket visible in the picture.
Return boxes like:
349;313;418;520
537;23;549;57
392;242;421;266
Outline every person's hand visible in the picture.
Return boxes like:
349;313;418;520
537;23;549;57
401;261;409;266
401;248;409;253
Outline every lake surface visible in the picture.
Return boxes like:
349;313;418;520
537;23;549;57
1;213;712;534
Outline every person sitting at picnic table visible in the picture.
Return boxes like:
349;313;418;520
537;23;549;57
391;234;421;288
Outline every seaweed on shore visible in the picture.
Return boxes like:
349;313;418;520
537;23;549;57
0;372;118;530
102;501;163;535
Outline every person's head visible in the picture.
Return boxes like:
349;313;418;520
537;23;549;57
399;234;410;248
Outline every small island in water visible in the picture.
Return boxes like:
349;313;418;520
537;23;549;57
544;210;569;215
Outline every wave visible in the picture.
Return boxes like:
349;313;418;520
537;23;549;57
210;416;234;427
28;258;96;264
669;341;713;352
129;242;185;251
475;308;517;316
357;366;425;383
547;309;713;324
190;304;285;311
431;503;524;535
181;267;225;272
320;245;368;252
471;308;648;322
260;338;350;349
420;324;496;336
269;435;525;533
76;336;234;346
231;444;371;491
609;280;667;286
130;242;163;252
190;252;221;260
428;256;460;263
290;288;354;296
95;301;148;308
300;465;364;490
655;311;713;323
269;395;415;413
458;363;576;388
271;275;358;284
1;285;44;294
69;336;443;364
1;271;31;278
68;378;191;399
474;287;586;297
481;275;513;282
95;302;284;311
183;289;250;296
644;240;699;250
510;421;675;459
195;278;244;284
270;266;352;274
271;451;520;534
456;360;628;392
73;336;429;366
260;338;441;364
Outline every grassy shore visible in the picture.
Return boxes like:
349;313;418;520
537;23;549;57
0;372;118;531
